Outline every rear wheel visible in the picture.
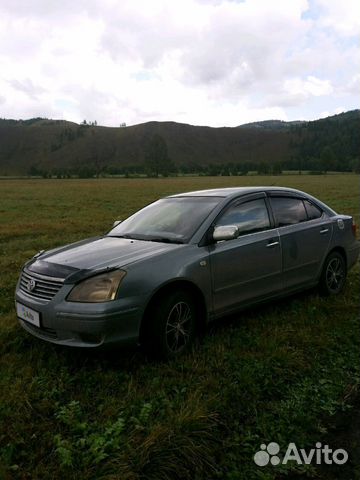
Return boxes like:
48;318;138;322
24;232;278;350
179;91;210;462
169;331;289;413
143;290;197;360
319;251;347;296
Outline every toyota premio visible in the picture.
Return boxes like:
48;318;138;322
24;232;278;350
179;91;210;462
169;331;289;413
15;187;359;359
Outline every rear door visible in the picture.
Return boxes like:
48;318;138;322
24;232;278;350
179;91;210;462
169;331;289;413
268;194;333;290
209;193;282;315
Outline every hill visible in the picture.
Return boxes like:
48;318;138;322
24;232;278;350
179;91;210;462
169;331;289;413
238;119;306;130
0;110;359;175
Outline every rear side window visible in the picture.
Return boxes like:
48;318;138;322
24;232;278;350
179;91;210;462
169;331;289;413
270;197;307;227
216;198;270;235
304;200;323;220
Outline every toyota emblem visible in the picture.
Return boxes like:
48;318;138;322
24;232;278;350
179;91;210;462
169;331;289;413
27;279;36;292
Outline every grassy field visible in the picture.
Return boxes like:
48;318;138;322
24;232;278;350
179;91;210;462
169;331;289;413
0;175;359;479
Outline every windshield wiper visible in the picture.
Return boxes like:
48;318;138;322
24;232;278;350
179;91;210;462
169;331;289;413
108;233;184;244
147;237;185;244
109;233;145;240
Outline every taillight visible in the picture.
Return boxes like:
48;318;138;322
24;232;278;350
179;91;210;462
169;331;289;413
352;221;357;237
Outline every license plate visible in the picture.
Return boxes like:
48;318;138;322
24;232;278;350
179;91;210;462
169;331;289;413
16;302;40;327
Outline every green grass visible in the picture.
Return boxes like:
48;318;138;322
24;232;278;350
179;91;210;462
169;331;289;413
0;175;359;479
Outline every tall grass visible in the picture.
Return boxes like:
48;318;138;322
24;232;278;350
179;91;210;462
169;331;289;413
0;175;359;479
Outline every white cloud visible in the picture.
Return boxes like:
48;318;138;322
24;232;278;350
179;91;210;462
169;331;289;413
315;0;360;36
285;76;333;98
345;74;360;95
0;0;358;126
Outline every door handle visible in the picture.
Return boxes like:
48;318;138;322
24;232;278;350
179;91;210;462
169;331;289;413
320;228;329;234
266;241;279;248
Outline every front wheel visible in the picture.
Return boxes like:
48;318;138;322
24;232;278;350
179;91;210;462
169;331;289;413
319;251;347;296
142;290;197;360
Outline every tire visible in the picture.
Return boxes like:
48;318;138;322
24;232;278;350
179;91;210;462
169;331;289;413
319;251;347;296
143;290;197;360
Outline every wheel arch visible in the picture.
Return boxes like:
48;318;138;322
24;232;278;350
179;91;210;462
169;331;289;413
139;279;208;345
326;246;347;270
318;246;348;296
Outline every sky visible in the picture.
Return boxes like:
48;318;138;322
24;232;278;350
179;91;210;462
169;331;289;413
0;0;359;127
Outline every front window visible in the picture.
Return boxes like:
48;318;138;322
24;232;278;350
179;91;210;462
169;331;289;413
216;198;270;235
108;197;220;243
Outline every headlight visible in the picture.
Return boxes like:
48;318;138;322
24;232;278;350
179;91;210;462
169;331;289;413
67;270;126;303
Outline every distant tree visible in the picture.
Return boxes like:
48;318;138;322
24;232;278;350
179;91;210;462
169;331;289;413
179;162;199;174
272;162;283;175
144;134;171;177
235;163;248;176
64;128;75;141
307;156;323;172
350;158;360;173
257;162;270;175
320;146;337;172
221;165;230;176
89;129;108;177
206;164;221;176
76;127;83;138
77;166;95;178
27;165;40;176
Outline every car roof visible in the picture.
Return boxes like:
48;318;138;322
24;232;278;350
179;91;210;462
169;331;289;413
168;186;306;198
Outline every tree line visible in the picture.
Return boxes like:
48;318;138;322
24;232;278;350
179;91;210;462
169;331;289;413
27;125;360;178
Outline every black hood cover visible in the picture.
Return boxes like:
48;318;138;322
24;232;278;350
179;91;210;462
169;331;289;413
28;259;79;279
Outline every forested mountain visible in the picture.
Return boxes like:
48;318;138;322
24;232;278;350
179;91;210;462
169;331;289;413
0;110;358;176
238;119;306;130
288;110;360;172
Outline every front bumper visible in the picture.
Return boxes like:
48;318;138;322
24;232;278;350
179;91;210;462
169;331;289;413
15;283;145;348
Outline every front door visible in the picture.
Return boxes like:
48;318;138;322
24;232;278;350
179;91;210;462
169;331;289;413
209;194;282;315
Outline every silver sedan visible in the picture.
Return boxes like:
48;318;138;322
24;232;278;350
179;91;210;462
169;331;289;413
15;187;359;359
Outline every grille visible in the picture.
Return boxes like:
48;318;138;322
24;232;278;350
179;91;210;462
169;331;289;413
19;270;64;301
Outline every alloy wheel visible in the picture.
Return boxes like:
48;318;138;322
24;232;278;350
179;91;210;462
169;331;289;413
325;257;345;293
165;301;192;353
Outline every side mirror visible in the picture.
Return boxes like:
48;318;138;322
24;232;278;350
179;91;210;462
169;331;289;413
213;225;239;242
112;220;122;228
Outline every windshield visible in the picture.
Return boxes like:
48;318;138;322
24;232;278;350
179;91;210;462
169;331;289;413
108;197;220;243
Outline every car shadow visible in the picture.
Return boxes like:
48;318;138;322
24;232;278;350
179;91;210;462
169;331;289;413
38;286;321;372
206;286;319;336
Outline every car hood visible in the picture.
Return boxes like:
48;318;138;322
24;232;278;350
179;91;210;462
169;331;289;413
27;236;182;281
